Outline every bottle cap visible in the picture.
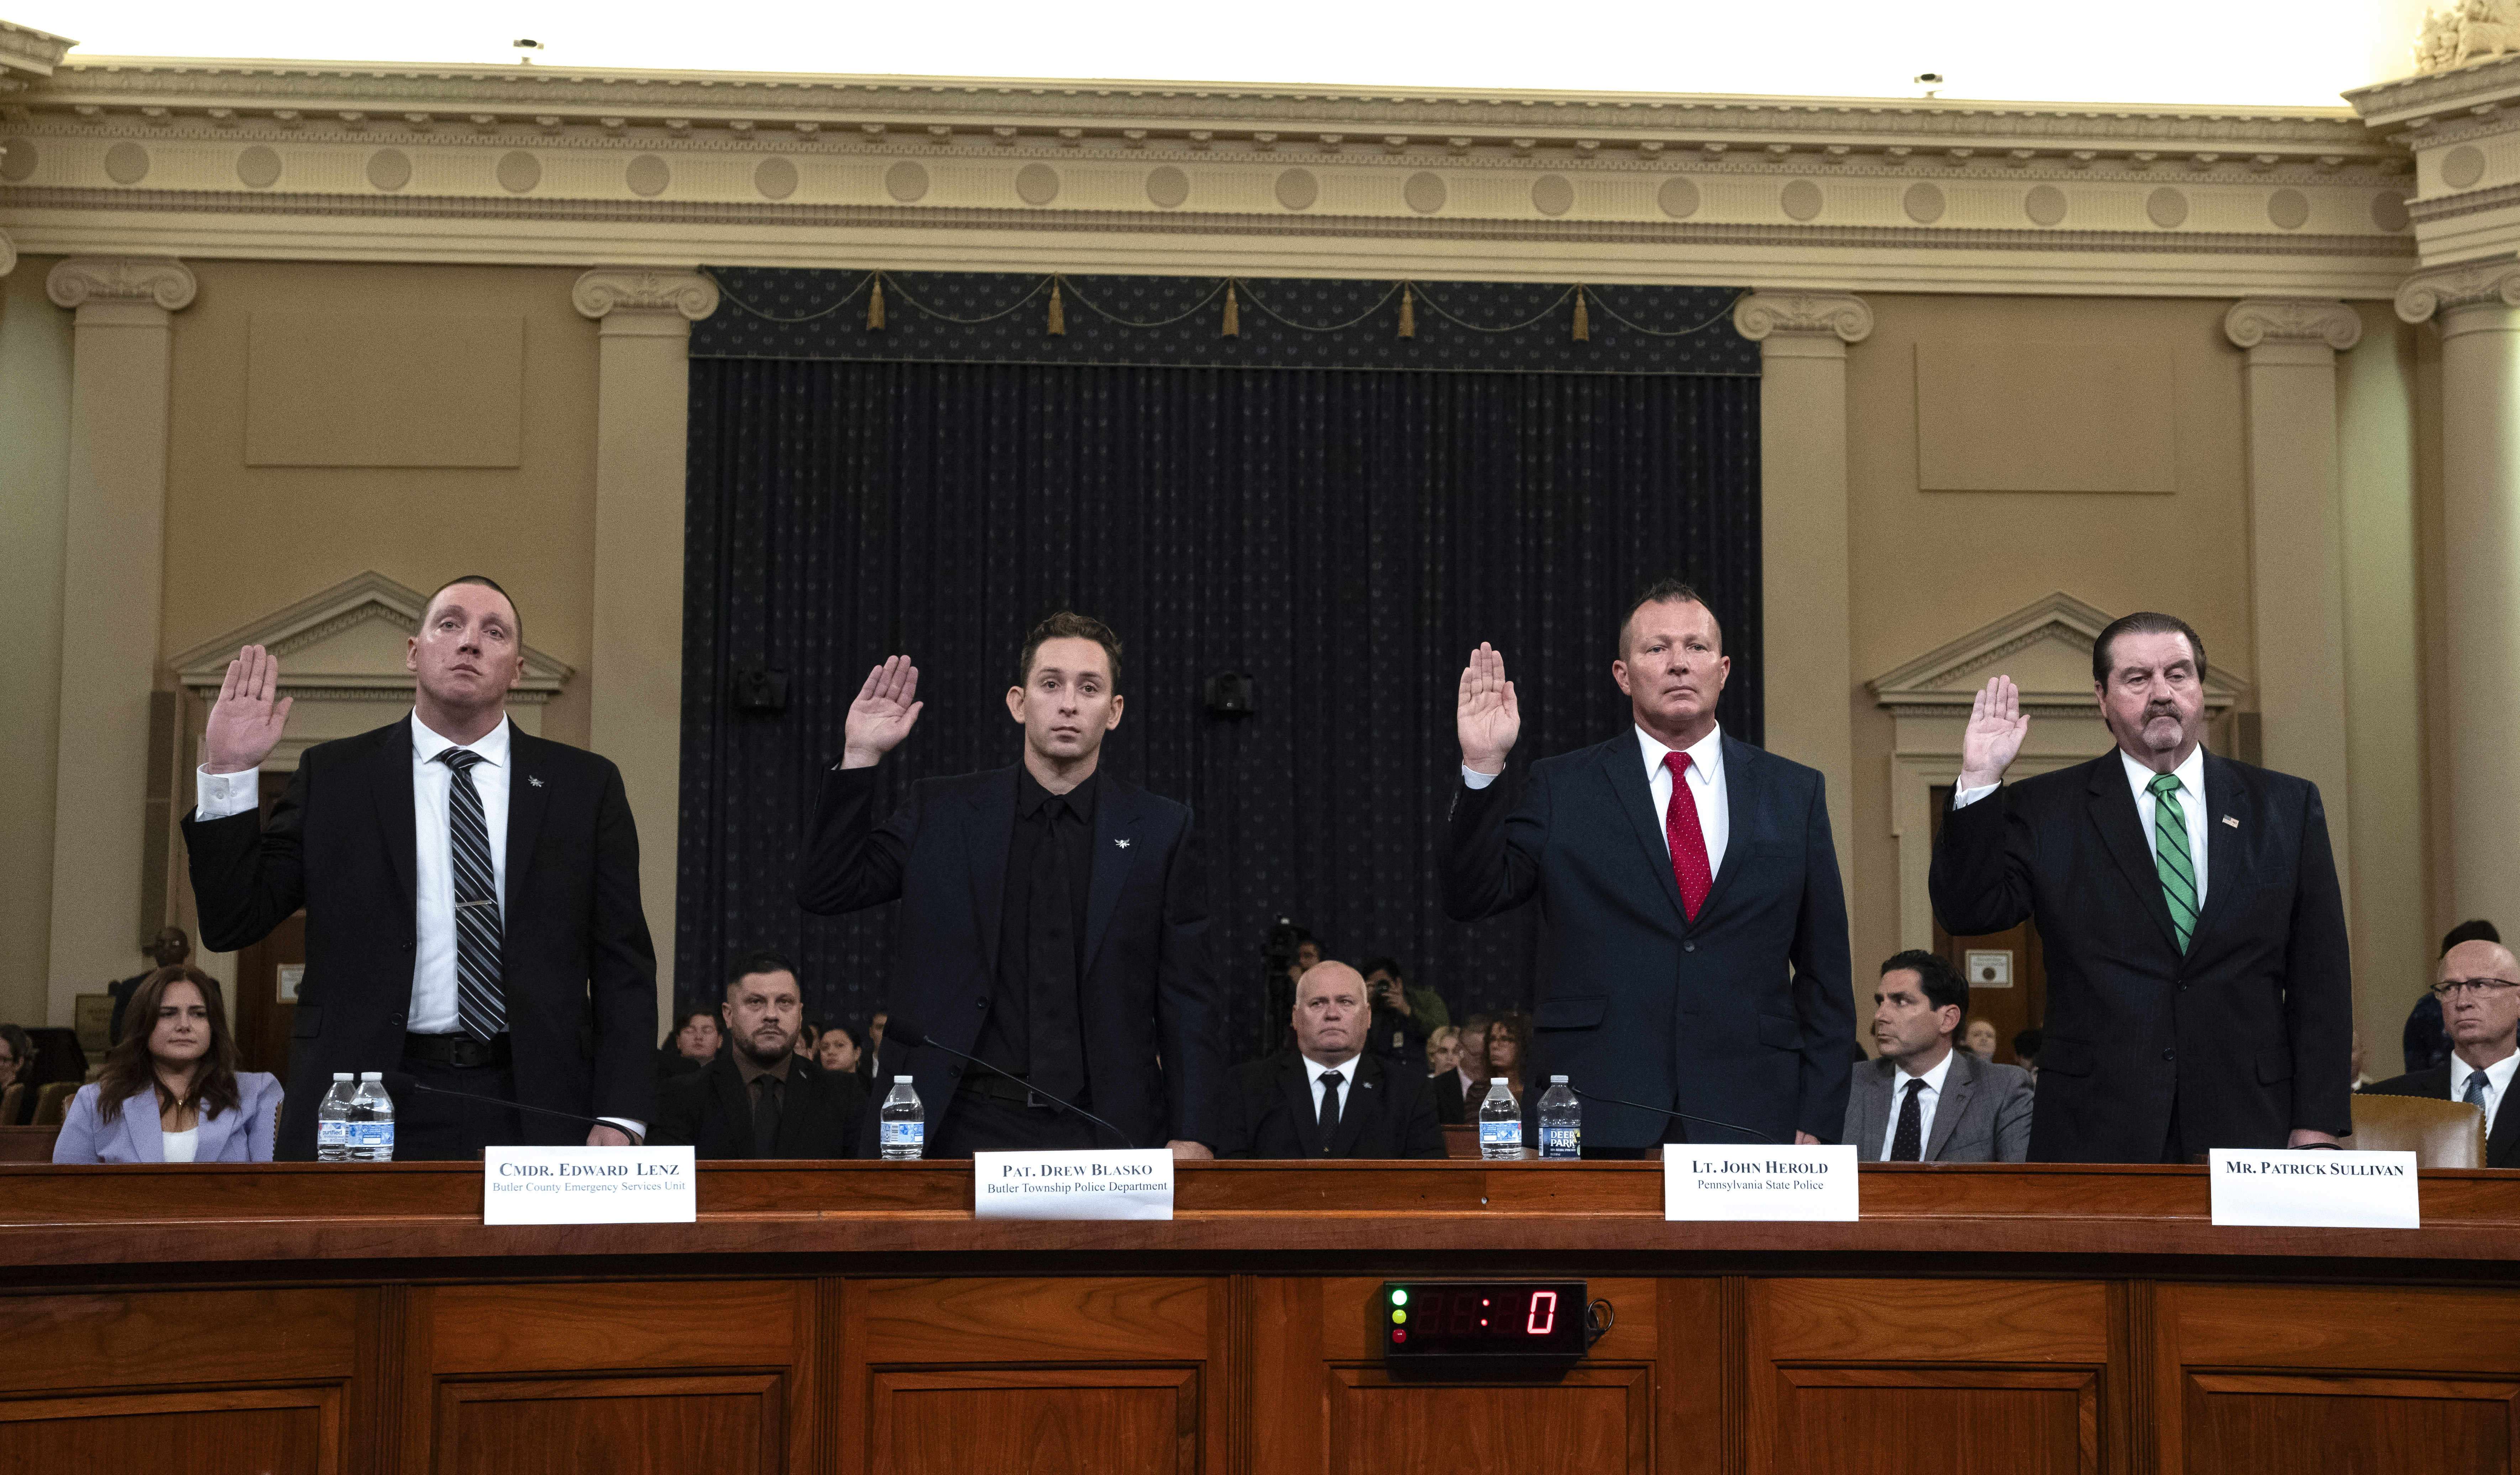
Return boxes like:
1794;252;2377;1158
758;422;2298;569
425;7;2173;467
1551;1074;1568;1083
359;1071;382;1081
333;1072;353;1081
1491;1077;1506;1084
895;1075;913;1083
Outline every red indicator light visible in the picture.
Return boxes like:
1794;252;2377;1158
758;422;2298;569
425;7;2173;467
1393;1330;1406;1343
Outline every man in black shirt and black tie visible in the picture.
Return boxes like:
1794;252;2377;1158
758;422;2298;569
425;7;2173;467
795;612;1226;1158
1214;962;1445;1159
652;951;866;1158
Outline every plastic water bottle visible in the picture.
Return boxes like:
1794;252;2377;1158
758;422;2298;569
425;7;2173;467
315;1073;355;1162
352;1071;396;1162
1478;1078;1522;1160
1537;1076;1581;1160
880;1076;924;1160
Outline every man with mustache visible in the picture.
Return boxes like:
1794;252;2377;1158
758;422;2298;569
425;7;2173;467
1931;612;2351;1161
1442;580;1855;1154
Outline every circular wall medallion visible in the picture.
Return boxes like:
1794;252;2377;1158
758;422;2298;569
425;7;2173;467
625;154;671;198
884;160;929;203
2372;189;2412;233
2443;144;2487;190
1145;165;1189;208
2024;184;2068;226
495;150;541;194
1530;173;1575;217
235;145;282;189
1781;179;1824;221
0;138;35;183
2266;188;2309;231
1275;168;1319;210
366;148;412;192
1903;181;1945;224
103;141;150;185
2146;186;2189;229
754;156;798;200
1403;170;1446;214
1657;176;1699;219
1016;162;1061;206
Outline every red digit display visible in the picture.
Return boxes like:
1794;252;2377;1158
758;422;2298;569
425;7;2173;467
1526;1291;1557;1336
1381;1282;1587;1359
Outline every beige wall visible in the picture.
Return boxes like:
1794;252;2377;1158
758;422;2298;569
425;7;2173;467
0;257;75;1028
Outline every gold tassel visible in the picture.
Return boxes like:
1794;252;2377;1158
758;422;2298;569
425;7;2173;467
866;274;887;331
1047;275;1066;336
1398;282;1415;339
1222;279;1240;338
1572;283;1590;341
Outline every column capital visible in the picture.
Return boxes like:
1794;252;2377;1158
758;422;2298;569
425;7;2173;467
2225;299;2362;354
45;256;197;313
2395;260;2520;325
572;267;719;323
1733;290;1873;346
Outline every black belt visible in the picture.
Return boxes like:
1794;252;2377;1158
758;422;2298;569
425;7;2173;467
403;1032;511;1069
957;1073;1085;1110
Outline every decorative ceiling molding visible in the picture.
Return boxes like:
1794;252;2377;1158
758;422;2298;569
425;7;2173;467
1868;591;2245;716
0;19;72;90
169;569;573;700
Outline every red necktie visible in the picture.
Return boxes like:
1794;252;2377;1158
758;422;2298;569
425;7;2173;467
1662;750;1714;921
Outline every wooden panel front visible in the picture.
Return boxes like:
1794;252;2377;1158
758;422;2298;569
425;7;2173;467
0;1387;339;1475
2182;1374;2517;1474
1329;1365;1651;1474
438;1374;782;1475
871;1367;1199;1475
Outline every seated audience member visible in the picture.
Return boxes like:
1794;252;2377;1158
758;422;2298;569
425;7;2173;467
657;1007;721;1082
652;951;867;1159
1426;1025;1460;1078
1361;955;1451;1034
1436;1014;1492;1125
0;1024;33;1124
2012;1028;2043;1084
857;1011;890;1083
2403;919;2497;1073
1844;951;2032;1163
2364;937;2519;1168
791;1020;821;1062
54;967;281;1164
1361;990;1430;1076
1963;1018;1999;1061
1214;962;1444;1160
108;926;192;1049
1485;1012;1533;1102
818;1024;863;1076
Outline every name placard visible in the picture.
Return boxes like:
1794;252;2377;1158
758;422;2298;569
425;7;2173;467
2207;1149;2420;1229
483;1147;698;1225
974;1149;1174;1220
1664;1144;1859;1222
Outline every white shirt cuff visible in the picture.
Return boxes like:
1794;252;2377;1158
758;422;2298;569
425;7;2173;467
1462;765;1500;791
1952;782;1998;809
598;1116;646;1142
196;765;261;820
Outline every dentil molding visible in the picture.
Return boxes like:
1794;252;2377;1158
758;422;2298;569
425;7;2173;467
2223;297;2363;350
2394;258;2520;321
43;253;197;310
572;267;719;320
1733;290;1873;343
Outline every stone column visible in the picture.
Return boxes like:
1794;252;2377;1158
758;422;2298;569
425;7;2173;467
573;268;719;1027
1733;291;1871;894
2399;262;2520;923
43;257;196;1022
2224;299;2361;911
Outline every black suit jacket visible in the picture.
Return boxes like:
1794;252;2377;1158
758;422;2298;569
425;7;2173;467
2363;1065;2519;1168
1212;1050;1446;1160
1930;750;2352;1161
650;1055;869;1159
1442;733;1855;1149
795;763;1226;1153
182;717;658;1160
1433;1069;1469;1125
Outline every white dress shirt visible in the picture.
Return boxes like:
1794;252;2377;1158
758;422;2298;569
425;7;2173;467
197;711;642;1139
1879;1046;1957;1160
1304;1051;1364;1119
1954;745;2210;910
2449;1048;2516;1137
1465;724;1729;877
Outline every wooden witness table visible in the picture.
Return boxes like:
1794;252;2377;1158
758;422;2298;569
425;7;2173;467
1;1159;2516;1474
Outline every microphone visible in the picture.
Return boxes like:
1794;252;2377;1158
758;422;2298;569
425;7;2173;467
378;1071;611;1131
883;1019;1138;1150
1565;1084;1780;1145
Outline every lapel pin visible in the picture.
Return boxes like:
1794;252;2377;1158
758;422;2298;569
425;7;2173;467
2221;815;2238;828
1115;838;1130;849
529;775;544;788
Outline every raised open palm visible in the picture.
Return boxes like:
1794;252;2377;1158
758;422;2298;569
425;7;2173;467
203;644;293;774
1959;674;2030;789
1456;643;1521;774
842;655;923;768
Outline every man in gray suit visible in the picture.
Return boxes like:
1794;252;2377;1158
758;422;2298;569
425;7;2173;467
1844;951;2032;1162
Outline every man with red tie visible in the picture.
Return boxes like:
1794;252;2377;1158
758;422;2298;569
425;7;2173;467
1442;580;1854;1155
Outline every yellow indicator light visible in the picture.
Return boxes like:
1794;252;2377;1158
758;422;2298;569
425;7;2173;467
1391;1310;1406;1324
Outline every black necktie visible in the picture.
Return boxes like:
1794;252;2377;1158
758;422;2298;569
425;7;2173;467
753;1075;783;1157
1026;797;1086;1102
1318;1069;1343;1151
1891;1078;1926;1162
434;747;505;1043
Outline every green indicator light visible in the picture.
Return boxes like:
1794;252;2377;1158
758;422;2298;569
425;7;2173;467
1390;1288;1408;1306
1392;1310;1406;1324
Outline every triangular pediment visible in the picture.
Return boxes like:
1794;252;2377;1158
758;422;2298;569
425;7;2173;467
170;571;572;699
1868;591;2242;714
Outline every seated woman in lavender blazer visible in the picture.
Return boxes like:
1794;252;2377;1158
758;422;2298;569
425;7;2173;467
53;965;281;1164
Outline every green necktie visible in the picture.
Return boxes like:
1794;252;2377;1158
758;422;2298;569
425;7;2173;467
2149;772;2198;952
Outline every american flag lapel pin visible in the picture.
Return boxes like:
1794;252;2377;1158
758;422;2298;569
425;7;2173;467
2221;815;2238;828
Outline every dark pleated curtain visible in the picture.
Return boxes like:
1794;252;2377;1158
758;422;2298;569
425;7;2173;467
680;359;1760;1059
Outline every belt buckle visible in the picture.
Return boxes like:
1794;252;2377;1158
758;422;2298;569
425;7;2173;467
1026;1089;1049;1109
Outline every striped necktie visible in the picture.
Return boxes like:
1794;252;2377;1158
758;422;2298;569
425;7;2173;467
435;747;506;1043
2148;773;2198;952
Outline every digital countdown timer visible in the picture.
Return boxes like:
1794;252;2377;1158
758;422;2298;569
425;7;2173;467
1379;1281;1589;1359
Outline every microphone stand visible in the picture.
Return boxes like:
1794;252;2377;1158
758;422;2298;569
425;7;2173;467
885;1022;1140;1150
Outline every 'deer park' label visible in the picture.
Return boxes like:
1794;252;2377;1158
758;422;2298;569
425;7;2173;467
1662;1144;1860;1222
973;1149;1175;1220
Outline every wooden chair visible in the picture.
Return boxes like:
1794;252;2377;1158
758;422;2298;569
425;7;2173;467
30;1080;77;1128
2342;1094;2486;1168
0;1082;23;1127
